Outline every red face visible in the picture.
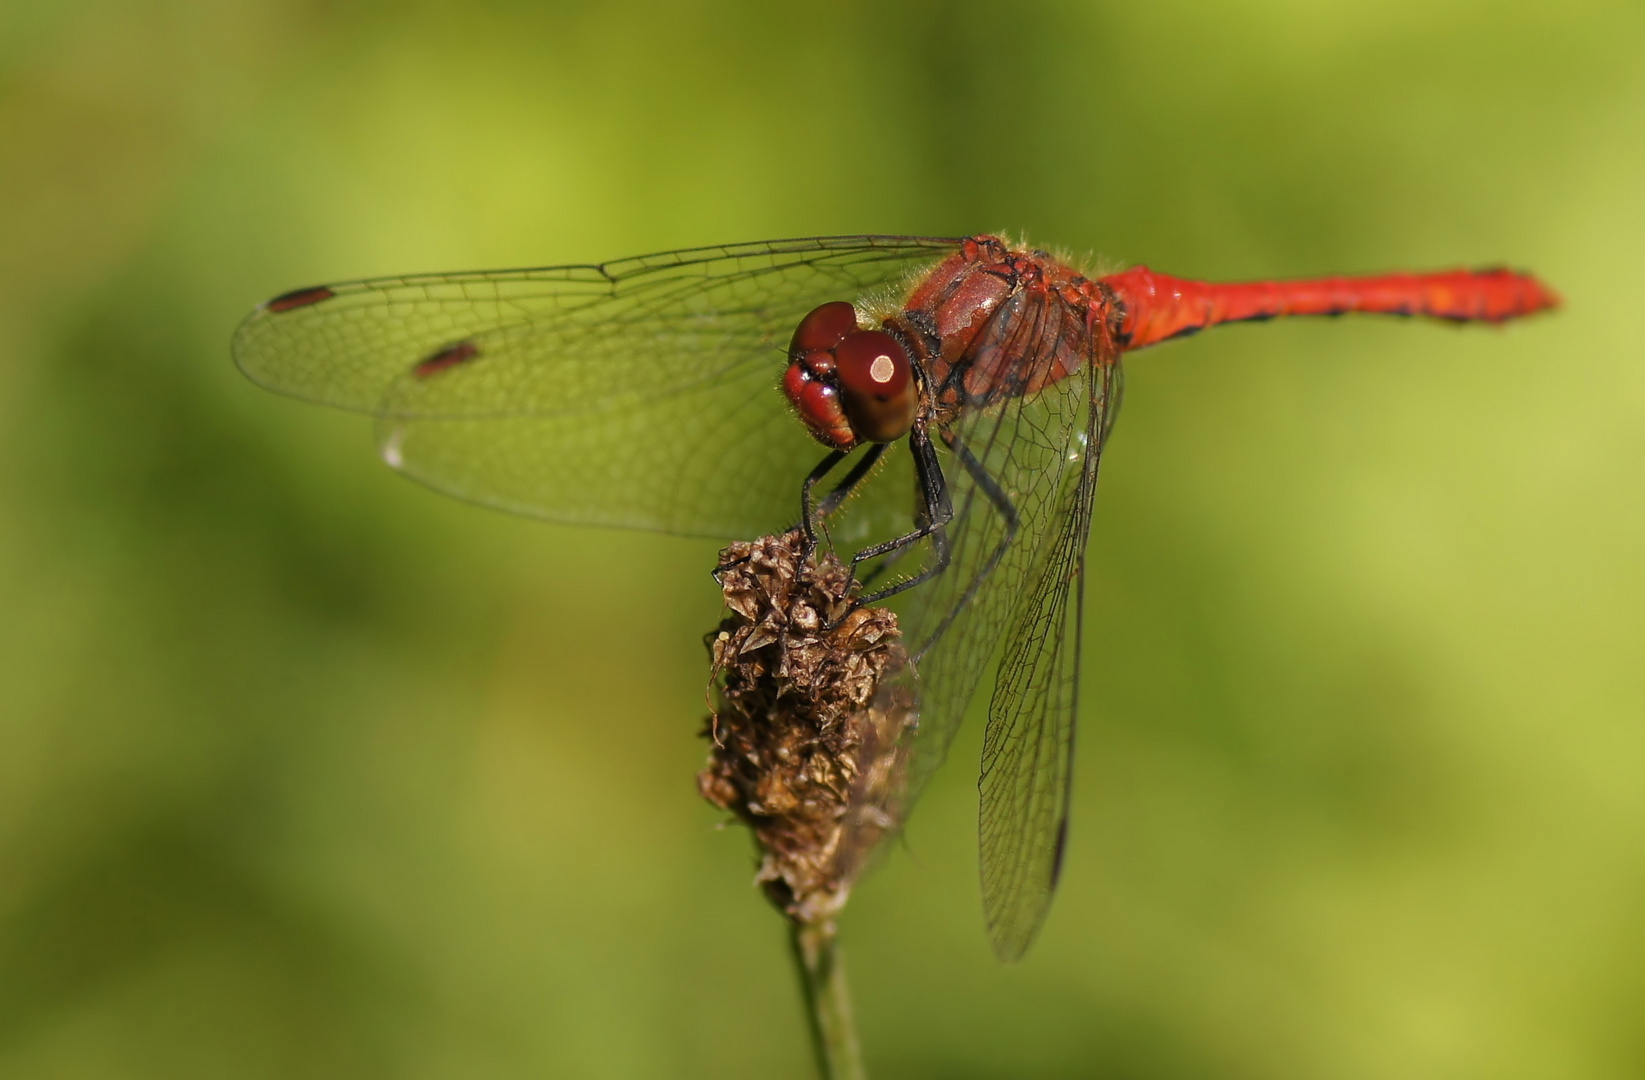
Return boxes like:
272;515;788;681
782;301;917;449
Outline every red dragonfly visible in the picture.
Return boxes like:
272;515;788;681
234;235;1557;959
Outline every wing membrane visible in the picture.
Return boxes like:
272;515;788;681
233;236;958;536
893;294;1122;958
976;360;1118;959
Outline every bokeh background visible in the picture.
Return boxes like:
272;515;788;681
2;0;1641;1076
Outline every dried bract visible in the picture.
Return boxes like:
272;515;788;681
698;530;916;926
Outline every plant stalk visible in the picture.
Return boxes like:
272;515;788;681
789;920;865;1080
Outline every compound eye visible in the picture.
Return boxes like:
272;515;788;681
790;301;859;355
835;330;910;398
834;330;916;442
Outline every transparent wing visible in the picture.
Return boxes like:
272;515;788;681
233;236;959;537
976;360;1119;959
894;299;1123;960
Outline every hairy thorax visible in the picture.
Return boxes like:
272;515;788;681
887;236;1122;422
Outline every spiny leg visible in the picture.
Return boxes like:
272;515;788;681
851;421;956;606
799;448;851;556
910;428;1020;661
818;442;888;518
799;442;898;559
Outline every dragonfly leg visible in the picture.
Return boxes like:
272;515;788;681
851;440;935;588
818;442;888;518
850;421;956;606
910;429;1020;661
799;449;851;557
798;442;891;557
711;550;752;584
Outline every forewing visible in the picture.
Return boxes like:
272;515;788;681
894;291;1122;958
233;236;958;536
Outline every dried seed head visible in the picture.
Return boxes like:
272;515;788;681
698;530;916;927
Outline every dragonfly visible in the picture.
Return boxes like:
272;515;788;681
233;234;1557;960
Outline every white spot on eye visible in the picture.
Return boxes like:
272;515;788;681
381;427;405;469
869;354;895;383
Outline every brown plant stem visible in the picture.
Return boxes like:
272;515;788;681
699;531;913;1080
790;919;864;1080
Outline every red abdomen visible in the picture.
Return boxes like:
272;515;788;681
1100;264;1559;351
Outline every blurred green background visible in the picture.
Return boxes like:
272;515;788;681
2;0;1640;1076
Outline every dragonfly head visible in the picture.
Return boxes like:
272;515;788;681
783;301;917;449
